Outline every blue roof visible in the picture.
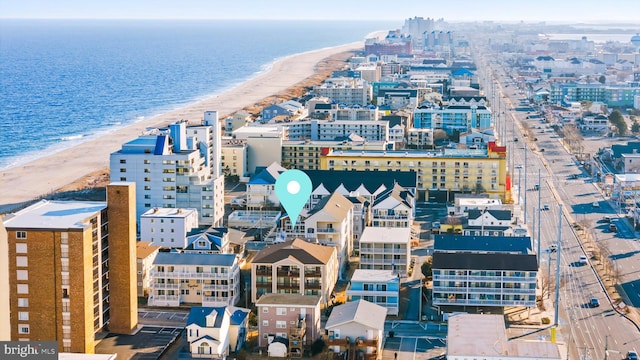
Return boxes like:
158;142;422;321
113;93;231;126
187;307;226;328
434;235;532;254
230;309;250;325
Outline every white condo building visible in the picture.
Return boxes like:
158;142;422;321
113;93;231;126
139;207;199;248
110;111;225;226
312;77;372;106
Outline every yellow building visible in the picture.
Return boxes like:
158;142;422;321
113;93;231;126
320;142;509;201
2;183;138;353
282;139;388;170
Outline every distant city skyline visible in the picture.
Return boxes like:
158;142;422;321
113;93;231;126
1;0;639;23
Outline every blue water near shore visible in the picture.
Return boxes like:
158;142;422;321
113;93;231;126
0;19;396;171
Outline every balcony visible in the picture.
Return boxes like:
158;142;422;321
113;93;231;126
150;270;231;279
346;289;397;298
371;214;409;220
277;270;300;277
304;282;321;290
255;268;272;276
202;283;231;291
152;283;181;290
316;227;336;233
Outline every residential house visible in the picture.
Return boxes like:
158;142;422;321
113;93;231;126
464;209;513;236
185;307;230;359
346;269;400;315
251;239;338;304
262;100;305;122
255;294;322;351
136;241;161;297
185;306;250;358
324;300;386;360
148;252;240;307
183;227;230;254
370;184;415;228
447;314;560;360
246;162;286;210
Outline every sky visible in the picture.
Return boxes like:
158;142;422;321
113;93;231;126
1;0;639;23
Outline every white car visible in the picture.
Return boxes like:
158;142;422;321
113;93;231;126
592;202;599;208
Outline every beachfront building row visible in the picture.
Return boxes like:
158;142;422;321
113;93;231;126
110;111;225;226
319;142;509;202
2;183;138;353
148;252;240;307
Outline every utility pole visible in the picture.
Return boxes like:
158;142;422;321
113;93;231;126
524;147;528;224
537;169;541;266
554;204;562;327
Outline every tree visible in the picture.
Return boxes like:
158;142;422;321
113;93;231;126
608;110;627;135
598;75;606;84
421;256;433;280
632;121;640;134
433;129;448;142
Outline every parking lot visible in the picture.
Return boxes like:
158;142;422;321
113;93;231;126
383;336;446;360
139;309;189;326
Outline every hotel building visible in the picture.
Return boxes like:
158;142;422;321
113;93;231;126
2;183;138;353
319;142;509;201
110;111;225;226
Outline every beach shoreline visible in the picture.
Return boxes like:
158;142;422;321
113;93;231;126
0;41;363;213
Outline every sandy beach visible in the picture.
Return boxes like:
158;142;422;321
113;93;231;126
0;41;363;212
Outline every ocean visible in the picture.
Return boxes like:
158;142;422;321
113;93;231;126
0;19;397;171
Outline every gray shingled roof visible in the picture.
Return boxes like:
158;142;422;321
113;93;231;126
432;253;537;271
325;300;387;330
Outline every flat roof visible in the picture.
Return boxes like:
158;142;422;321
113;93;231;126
360;227;411;244
3;199;106;230
351;269;399;283
141;207;198;218
255;293;321;307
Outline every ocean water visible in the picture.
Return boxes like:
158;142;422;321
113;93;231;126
0;19;397;171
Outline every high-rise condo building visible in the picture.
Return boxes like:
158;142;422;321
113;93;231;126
2;183;138;353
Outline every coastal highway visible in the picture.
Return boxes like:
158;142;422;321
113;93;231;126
474;43;640;359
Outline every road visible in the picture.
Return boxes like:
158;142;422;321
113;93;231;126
473;40;640;359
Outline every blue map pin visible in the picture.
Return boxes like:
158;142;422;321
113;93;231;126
275;169;312;228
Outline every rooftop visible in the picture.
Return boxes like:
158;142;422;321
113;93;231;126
3;199;106;230
360;227;411;244
153;252;237;267
255;293;321;307
351;269;399;283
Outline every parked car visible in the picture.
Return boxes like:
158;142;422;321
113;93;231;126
609;223;617;232
592;202;599;208
627;351;638;360
589;297;600;308
548;244;558;253
602;216;611;223
542;204;550;211
579;256;588;265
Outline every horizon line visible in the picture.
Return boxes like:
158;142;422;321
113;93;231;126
1;17;640;25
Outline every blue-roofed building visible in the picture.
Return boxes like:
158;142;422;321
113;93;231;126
185;306;250;358
246;162;286;209
414;103;492;134
148;252;240;307
184;227;230;254
346;269;400;315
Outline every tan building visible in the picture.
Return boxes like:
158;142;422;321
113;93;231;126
2;182;138;353
136;241;161;297
251;239;338;304
0;219;10;340
281;139;387;171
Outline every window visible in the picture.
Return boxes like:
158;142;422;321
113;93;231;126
276;320;287;329
18;325;29;334
18;312;29;321
16;231;27;239
120;168;126;173
262;320;269;327
18;298;28;307
16;270;28;281
119;159;126;164
262;307;269;313
276;307;287;315
16;256;27;267
15;243;27;253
